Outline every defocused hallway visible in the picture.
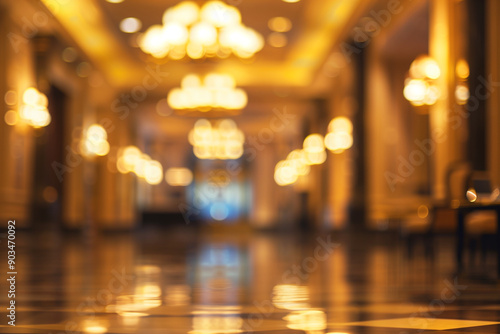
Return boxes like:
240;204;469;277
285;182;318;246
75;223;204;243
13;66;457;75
1;0;500;332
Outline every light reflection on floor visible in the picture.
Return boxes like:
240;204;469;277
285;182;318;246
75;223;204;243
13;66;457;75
2;227;500;333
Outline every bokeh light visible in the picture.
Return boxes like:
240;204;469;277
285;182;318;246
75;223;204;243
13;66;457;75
139;1;263;59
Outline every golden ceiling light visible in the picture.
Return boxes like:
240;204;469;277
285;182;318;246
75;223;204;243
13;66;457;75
188;118;244;160
404;55;441;107
168;73;247;112
19;88;51;128
139;1;264;60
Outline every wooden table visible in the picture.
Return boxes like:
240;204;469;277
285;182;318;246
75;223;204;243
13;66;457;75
455;201;500;275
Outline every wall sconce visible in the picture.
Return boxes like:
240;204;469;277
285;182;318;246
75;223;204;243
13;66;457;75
403;55;441;107
116;146;163;185
274;133;329;186
324;116;353;154
139;1;264;60
15;88;51;128
80;124;110;157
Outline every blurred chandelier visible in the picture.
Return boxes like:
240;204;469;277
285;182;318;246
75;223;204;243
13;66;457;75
188;119;244;160
168;73;247;112
403;55;441;107
139;1;264;60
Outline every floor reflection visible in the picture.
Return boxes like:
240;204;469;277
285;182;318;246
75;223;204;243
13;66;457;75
2;227;500;333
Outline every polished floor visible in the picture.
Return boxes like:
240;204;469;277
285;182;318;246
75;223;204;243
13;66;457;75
1;226;500;333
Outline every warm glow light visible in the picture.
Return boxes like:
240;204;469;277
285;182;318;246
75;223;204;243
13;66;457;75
189;119;244;160
268;17;292;32
325;117;353;153
274;149;313;186
272;285;310;310
456;59;470;79
466;188;477;202
284;310;327;331
455;84;470;105
417;205;429;218
165;168;193;186
20;88;51;128
81;124;110;157
4;110;18;126
168;73;247;111
405;55;441;107
120;17;142;33
283;0;300;2
4;90;17;105
324;132;353;153
144;160;163;185
190;314;243;334
404;79;427;102
106;0;123;3
328;117;352;133
409;55;440;80
116;146;163;184
140;1;262;59
303;134;325;153
23;88;39;105
267;32;288;48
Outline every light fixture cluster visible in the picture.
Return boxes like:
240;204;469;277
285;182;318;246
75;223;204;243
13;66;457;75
16;88;51;128
168;73;247;111
80;124;110;157
139;1;264;60
324;117;353;153
403;55;441;106
275;117;354;186
116;146;163;185
188;119;244;160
